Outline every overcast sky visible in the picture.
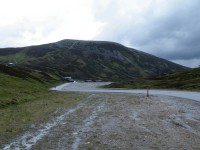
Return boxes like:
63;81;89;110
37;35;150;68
0;0;200;68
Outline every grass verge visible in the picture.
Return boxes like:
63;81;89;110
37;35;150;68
106;68;200;91
0;91;88;147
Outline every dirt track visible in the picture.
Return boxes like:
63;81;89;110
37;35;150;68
4;92;200;150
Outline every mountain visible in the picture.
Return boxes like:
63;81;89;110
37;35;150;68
107;67;200;91
0;39;188;81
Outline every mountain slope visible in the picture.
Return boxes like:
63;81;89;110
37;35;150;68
0;64;60;107
0;39;188;81
107;68;200;91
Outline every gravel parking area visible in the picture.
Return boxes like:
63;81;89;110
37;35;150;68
3;83;200;149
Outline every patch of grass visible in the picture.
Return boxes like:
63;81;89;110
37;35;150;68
107;68;200;91
0;91;88;147
0;64;61;108
0;73;53;107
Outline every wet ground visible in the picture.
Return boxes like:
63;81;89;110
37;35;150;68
3;83;200;150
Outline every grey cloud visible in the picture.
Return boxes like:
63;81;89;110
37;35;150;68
94;0;200;62
140;2;200;60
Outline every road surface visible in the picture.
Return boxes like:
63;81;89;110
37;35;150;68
52;82;200;102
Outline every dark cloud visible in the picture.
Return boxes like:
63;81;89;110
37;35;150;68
137;1;200;60
94;0;200;67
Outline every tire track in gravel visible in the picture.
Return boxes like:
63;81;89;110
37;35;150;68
2;94;97;150
71;103;105;150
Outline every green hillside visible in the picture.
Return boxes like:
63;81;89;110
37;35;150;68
0;39;188;81
107;68;200;91
0;64;60;108
0;64;88;145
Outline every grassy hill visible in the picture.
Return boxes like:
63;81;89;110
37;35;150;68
0;64;60;108
0;39;188;81
107;68;200;91
0;64;88;146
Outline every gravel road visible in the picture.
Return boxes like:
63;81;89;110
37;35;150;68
3;82;200;149
52;82;200;102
